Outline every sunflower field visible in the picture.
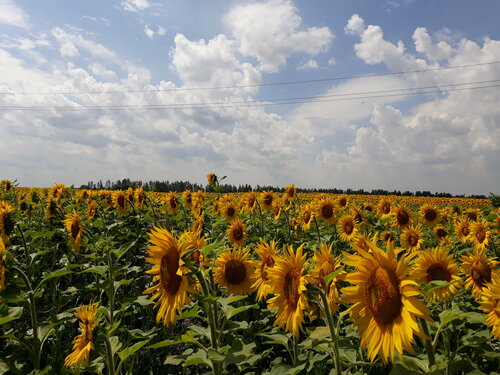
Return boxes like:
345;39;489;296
0;178;498;375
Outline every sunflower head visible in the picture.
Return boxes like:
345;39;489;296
461;248;498;299
87;200;98;221
419;204;441;226
316;196;336;224
464;208;482;222
433;226;448;241
377;199;392;218
400;225;423;252
214;248;256;295
207;173;217;185
221;201;239;221
391;205;413;230
164;192;178;214
338;214;358;242
227;218;247;248
285;184;296;199
478;274;500;339
470;219;491;251
260;191;275;211
252;239;277;301
455;216;472;243
299;204;315;231
241;191;258;213
112;191;128;214
336;194;349;209
63;212;84;252
135;187;145;209
182;190;193;209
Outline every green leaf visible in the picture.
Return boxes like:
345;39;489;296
183;350;211;368
147;331;197;349
118;339;150;362
80;266;107;276
38;268;73;287
258;333;290;348
423;280;455;294
0;306;23;325
226;304;258;320
109;336;122;356
323;268;343;286
201;242;223;257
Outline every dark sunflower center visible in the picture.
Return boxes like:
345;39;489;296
248;197;255;207
397;210;410;226
284;269;301;309
365;205;373;212
475;229;486;243
260;261;269;281
467;212;477;221
160;251;182;295
170;198;177;208
383;232;395;242
408;233;419;247
461;226;470;236
425;209;437;222
224;259;247;285
382;203;391;215
118;195;125;208
426;263;452;282
436;228;447;238
71;220;80;239
322;204;334;219
264;195;273;206
339;198;347;207
471;260;491;288
303;211;311;223
232;226;244;241
343;220;354;235
227;207;235;217
364;267;402;325
191;250;201;265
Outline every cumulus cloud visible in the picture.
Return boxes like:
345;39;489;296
121;0;151;12
297;59;318;70
225;0;333;72
144;24;167;39
0;0;29;28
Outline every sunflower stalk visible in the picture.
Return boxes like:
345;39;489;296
144;194;158;226
16;224;32;274
420;318;436;368
313;217;322;244
103;333;117;375
315;286;342;375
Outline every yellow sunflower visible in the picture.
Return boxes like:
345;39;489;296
478;274;500;339
164;192;179;214
227;218;247;248
182;190;193;210
454;216;472;243
267;244;309;337
377;199;392;219
337;214;359;242
310;243;343;314
391;205;413;230
87;200;98;221
316;196;336;224
143;227;191;325
412;247;461;302
207;173;217;185
299;204;315;231
0;202;14;244
350;205;365;226
221;201;239;221
112;190;127;214
252;239;277;302
461;249;498;299
214;248;256;295
419;204;441;226
135;187;146;209
179;231;206;267
400;225;424;252
260;190;275;211
469;219;491;251
0;236;7;292
433;226;448;242
285;184;297;200
380;231;396;245
63;211;84;252
64;302;100;368
241;191;258;213
341;242;432;363
336;194;349;209
463;208;482;222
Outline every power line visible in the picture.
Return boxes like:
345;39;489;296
1;61;499;96
1;82;498;111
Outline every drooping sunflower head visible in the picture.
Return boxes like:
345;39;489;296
412;247;461;302
182;190;193;209
64;301;100;368
227;218;247;248
478;274;500;339
112;190;127;214
87;200;98;221
377;199;392;218
241;191;258;213
316;196;336;224
1;180;12;192
214;248;256;295
341;243;431;363
285;184;296;199
252;239;277;301
63;211;84;252
143;227;191;325
419;204;441;226
207;173;217;185
179;230;206;267
260;190;275;211
338;214;359;242
391;205;413;230
461;248;498;299
135;187;146;209
470;219;491;251
350;205;365;226
463;208;482;222
164;192;178;214
267;244;309;337
400;225;424;252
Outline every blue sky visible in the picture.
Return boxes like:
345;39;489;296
1;0;499;194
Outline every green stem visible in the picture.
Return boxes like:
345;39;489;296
316;286;342;375
145;194;158;226
420;318;436;368
103;334;117;375
313;217;322;244
256;200;265;238
292;335;299;367
107;246;115;327
16;225;32;272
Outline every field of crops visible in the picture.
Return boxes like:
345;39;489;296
0;178;498;375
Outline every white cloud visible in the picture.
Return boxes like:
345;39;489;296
121;0;151;12
413;27;453;61
225;0;333;73
0;0;29;28
344;14;365;36
89;62;117;79
297;59;318;70
144;25;155;39
60;42;79;57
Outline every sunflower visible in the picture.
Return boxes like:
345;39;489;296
0;202;14;244
164;192;178;214
419;204;441;226
227;219;247;248
207;173;217;185
380;231;396;244
470;219;491;251
377;199;392;218
454;216;472;243
433;226;448;242
179;230;206;267
363;203;375;213
135;187;146;209
285;184;297;200
252;240;277;302
214;248;256;295
63;212;84;252
316;196;336;224
299;204;315;231
338;214;358;242
461;248;499;299
478;274;500;339
335;194;349;209
45;198;57;220
112;190;127;214
143;227;191;325
0;236;7;292
241;191;258;213
412;247;461;302
350;205;365;226
341;242;432;363
182;190;193;210
191;190;206;214
87;200;98;221
391;205;413;230
64;302;100;368
463;208;482;222
267;244;309;337
1;180;12;192
310;243;343;314
260;190;275;211
221;201;239;221
400;225;424;252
